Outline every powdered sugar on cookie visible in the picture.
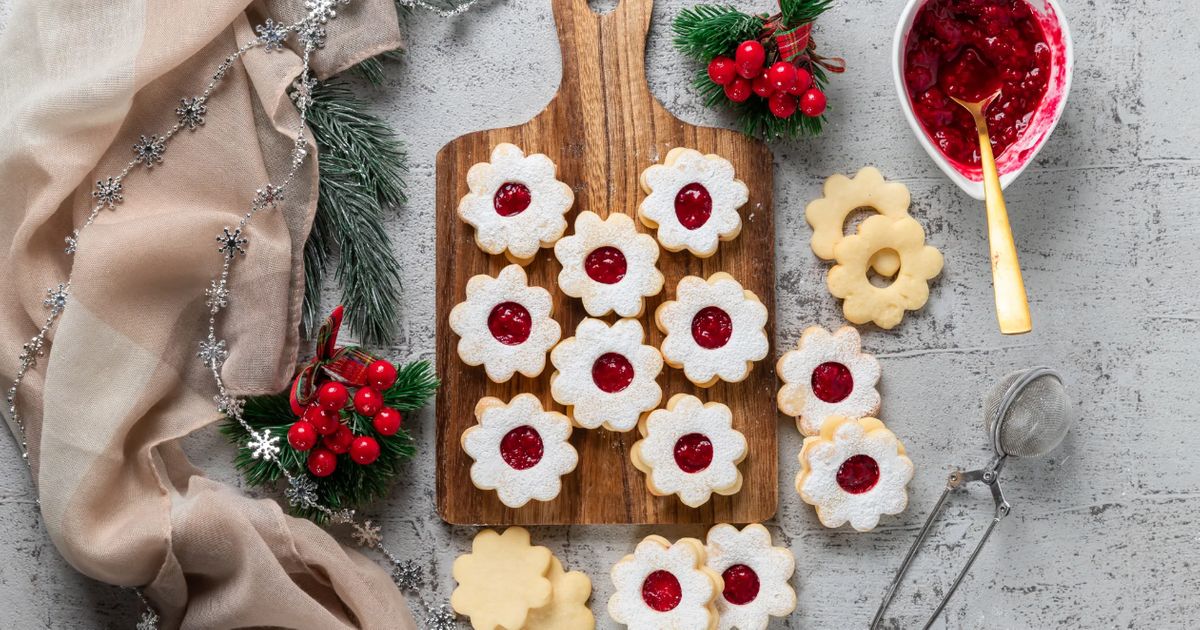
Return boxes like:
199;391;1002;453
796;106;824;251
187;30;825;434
639;148;748;257
555;211;664;317
449;264;561;382
704;524;796;630
632;394;747;508
608;535;720;630
656;273;768;387
777;325;881;436
550;318;663;432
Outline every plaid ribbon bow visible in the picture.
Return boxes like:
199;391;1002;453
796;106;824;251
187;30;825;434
775;22;812;62
289;305;380;415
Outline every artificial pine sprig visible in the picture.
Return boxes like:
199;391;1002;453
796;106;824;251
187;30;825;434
673;5;764;60
220;359;438;523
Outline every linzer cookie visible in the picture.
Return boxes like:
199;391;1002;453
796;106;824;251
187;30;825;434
796;416;914;532
639;148;748;257
704;524;796;630
656;273;768;387
631;394;747;508
461;395;578;509
449;264;562;382
550;318;663;433
608;535;721;630
777;325;882;436
555;211;664;318
458;143;574;263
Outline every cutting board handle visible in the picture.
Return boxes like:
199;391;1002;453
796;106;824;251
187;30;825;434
550;0;655;104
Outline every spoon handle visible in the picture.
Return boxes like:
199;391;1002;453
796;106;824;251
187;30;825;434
973;114;1032;334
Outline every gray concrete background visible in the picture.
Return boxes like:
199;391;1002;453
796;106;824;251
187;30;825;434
3;0;1199;627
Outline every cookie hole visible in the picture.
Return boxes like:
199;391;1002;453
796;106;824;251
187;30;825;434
867;248;900;287
843;206;880;237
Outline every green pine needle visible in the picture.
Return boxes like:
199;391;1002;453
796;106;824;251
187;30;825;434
673;5;764;61
779;0;834;25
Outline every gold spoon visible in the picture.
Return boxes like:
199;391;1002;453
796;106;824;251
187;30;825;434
951;90;1032;335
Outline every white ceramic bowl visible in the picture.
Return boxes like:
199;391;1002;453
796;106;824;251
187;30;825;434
892;0;1074;200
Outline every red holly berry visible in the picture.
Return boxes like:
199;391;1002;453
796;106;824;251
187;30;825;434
324;424;354;454
751;70;775;98
724;77;752;103
788;67;814;95
707;56;736;85
373;407;403;436
769;92;798;118
800;88;827;116
734;40;766;79
307;448;337;477
350;436;381;465
354;386;383;417
287;420;318;451
303;405;340;435
767;62;798;92
317;382;348;410
366;360;397;391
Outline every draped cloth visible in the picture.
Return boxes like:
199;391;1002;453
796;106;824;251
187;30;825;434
0;0;415;627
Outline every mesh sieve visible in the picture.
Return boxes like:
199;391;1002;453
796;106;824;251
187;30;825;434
983;367;1077;459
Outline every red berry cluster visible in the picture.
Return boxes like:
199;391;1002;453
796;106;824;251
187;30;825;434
286;359;403;478
707;40;827;119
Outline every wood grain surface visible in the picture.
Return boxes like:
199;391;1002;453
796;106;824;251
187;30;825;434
435;0;777;524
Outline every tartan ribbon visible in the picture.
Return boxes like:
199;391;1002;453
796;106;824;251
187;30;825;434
289;305;381;414
775;23;811;62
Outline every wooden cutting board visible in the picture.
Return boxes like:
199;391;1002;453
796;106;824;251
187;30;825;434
435;0;776;525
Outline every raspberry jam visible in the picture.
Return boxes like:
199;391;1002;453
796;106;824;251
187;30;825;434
836;454;881;494
641;570;683;612
487;302;532;345
493;182;532;217
721;564;761;605
499;425;544;470
592;352;635;393
690;306;733;349
674;183;713;230
904;0;1051;167
811;362;854;403
584;246;628;284
673;433;714;473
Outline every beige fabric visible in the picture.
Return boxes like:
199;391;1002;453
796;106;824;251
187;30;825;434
0;0;415;628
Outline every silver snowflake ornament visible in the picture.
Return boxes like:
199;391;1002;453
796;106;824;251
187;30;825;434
426;604;458;630
197;338;228;368
253;184;284;210
64;230;79;255
136;609;159;630
132;134;165;168
205;280;229;311
93;177;124;208
176;97;207;131
351;520;381;548
304;0;343;24
390;559;424;592
216;226;248;258
290;75;317;109
43;283;69;313
247;428;281;461
214;393;244;417
255;18;289;52
285;475;319;508
298;22;327;49
329;507;356;525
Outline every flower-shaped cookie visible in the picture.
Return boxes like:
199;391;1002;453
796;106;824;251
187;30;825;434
555;211;665;317
639;148;749;257
609;535;721;630
462;394;579;508
777;325;882;436
632;394;747;508
524;557;595;630
458;143;574;262
796;416;914;532
805;167;911;276
452;527;554;630
704;524;796;630
827;215;943;329
656;273;769;387
449;264;562;382
550;318;664;432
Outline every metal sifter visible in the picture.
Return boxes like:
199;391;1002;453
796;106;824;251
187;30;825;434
870;367;1077;629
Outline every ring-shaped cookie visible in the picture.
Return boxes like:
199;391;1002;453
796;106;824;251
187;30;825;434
805;167;911;276
827;215;943;330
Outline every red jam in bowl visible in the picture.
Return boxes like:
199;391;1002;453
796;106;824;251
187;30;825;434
904;0;1052;167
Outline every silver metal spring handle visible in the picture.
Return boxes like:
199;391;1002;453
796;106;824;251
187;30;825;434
869;455;1011;630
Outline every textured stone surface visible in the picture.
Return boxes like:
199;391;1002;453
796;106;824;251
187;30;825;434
2;0;1199;627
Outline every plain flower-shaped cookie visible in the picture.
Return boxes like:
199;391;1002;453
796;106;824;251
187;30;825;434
451;527;554;630
458;143;574;263
827;215;943;329
550;318;663;432
776;325;882;436
608;535;721;630
639;148;748;257
805;167;911;276
524;557;595;630
796;416;914;532
555;211;664;317
704;524;796;630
